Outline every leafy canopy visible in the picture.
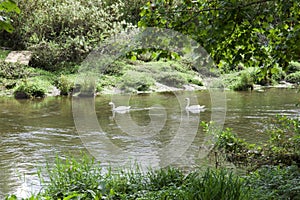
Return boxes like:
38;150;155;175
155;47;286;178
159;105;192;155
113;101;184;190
138;0;300;80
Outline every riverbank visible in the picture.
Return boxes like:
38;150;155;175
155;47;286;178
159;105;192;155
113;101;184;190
0;57;299;99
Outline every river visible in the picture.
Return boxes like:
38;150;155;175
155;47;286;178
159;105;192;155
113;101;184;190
0;88;299;198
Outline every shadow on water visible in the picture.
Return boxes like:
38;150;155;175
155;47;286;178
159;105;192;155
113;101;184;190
0;88;299;198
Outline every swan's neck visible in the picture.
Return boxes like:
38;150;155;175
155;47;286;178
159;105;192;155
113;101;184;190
186;99;190;108
111;103;115;110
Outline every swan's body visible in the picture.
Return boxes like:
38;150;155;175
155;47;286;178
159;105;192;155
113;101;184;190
185;98;205;111
109;102;130;112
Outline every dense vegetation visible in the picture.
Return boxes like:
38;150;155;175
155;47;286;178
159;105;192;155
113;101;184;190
0;0;299;98
5;116;300;199
138;0;300;83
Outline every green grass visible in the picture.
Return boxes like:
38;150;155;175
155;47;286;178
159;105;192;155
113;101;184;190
6;154;252;200
99;60;203;93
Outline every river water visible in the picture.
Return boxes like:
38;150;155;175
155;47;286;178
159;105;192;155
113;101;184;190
0;88;299;198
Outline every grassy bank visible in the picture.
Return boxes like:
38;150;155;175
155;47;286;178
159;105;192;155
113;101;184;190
0;55;205;98
1;54;299;99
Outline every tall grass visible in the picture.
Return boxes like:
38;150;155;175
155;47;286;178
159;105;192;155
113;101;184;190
6;154;251;200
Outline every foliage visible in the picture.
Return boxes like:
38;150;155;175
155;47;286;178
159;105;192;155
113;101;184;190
55;75;75;96
0;60;30;79
1;0;133;71
136;61;199;87
13;79;48;98
286;71;300;84
247;165;300;199
0;61;56;92
230;71;254;91
7;154;252;200
118;70;155;92
0;0;20;33
138;0;300;81
287;61;300;74
105;0;148;25
184;168;250;200
210;115;300;169
0;49;10;60
95;60;202;93
266;115;300;156
40;154;104;199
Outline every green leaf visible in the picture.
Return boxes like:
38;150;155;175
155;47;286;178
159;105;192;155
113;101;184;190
0;21;14;33
0;0;20;13
130;55;137;61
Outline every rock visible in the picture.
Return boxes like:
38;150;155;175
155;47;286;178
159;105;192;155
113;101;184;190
48;86;60;96
5;51;32;65
14;91;30;99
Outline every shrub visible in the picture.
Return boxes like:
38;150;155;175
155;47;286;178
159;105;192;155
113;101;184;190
13;79;48;98
2;0;133;71
156;71;187;87
0;61;30;79
231;71;254;91
269;65;286;83
287;61;300;74
56;75;75;95
119;71;155;92
286;71;300;84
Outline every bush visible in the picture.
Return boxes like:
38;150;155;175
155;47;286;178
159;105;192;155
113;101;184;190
231;71;254;91
0;61;30;79
287;61;300;74
2;0;133;71
13;79;48;98
119;71;155;92
55;75;75;95
286;71;300;84
209;116;300;168
269;65;286;83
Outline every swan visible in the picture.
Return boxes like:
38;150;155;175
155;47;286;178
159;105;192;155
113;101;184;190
109;102;131;112
185;98;205;111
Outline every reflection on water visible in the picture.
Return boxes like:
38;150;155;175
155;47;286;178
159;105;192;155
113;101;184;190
0;88;299;198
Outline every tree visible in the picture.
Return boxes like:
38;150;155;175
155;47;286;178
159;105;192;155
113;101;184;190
0;0;20;33
138;0;300;83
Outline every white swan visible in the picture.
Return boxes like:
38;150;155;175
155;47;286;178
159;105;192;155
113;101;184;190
185;98;205;111
109;102;131;112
